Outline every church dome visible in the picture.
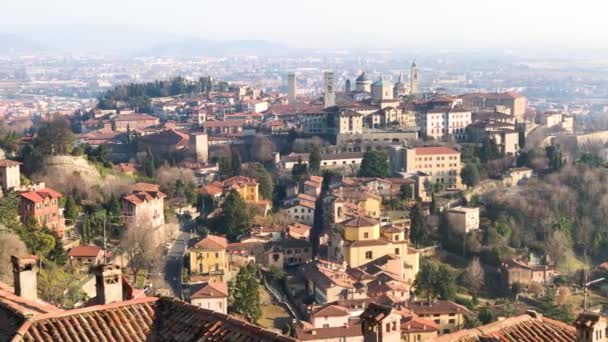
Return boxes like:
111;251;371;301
356;72;371;82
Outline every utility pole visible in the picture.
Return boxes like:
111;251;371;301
583;277;604;311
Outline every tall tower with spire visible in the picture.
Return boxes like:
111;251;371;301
410;61;419;97
393;72;407;98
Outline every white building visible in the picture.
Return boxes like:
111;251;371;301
447;206;480;234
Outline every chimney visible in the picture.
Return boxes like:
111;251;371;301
95;264;123;305
575;313;607;342
11;255;38;301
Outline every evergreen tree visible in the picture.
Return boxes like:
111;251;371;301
461;163;481;188
231;151;242;176
546;145;564;171
478;138;501;163
358;151;390;177
309;146;321;175
218;157;232;179
63;196;80;222
229;264;261;323
209;190;251;242
409;202;427;247
291;158;308;181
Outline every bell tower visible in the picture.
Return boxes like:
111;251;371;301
410;60;419;97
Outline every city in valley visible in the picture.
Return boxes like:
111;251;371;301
1;1;608;341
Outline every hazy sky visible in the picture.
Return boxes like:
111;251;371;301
2;0;608;50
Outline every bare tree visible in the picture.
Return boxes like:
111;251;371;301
251;135;276;164
544;230;570;266
462;257;485;295
120;221;162;282
0;231;28;283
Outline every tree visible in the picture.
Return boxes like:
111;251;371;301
46;229;68;266
229;264;262;323
429;193;438;215
38;262;86;308
208;190;252;242
291;158;308;181
400;184;413;201
231;150;242;176
0;231;27;283
461;163;481;188
544;230;570;266
414;262;456;302
218;157;232;179
63;196;80;222
462;257;485;295
242;163;274;200
120;221;161;282
578;153;604;168
309;146;321;175
251;135;275;164
358;151;390;177
478;138;501;163
414;262;437;302
34;114;75;156
409;202;427;247
478;307;496;325
545;145;564;171
435;264;456;300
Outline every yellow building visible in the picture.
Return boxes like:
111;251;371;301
223;176;260;203
189;235;228;281
403;146;462;189
330;216;419;274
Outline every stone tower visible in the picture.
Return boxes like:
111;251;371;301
324;71;336;108
287;72;297;104
393;72;407;98
11;255;38;301
410;60;419;97
345;79;352;93
192;133;209;164
95;264;123;305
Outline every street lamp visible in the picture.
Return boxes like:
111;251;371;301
583;277;605;311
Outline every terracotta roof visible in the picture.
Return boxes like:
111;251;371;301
407;300;470;316
0;281;61;319
342;216;379;228
13;296;295;341
413;146;460;155
139;129;189;147
360;302;394;323
190;281;228;299
113;113;159;121
401;314;438;334
287;223;311;235
132;182;161;192
203;120;247;128
310;304;350;317
122;190;166;205
18;188;62;204
0;159;21;167
429;312;574;342
67;245;102;258
295;324;362;341
194;235;228;250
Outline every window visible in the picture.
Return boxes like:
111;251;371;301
364;232;369;238
395;248;400;255
323;324;330;328
365;251;373;259
386;323;390;332
215;252;219;258
448;319;455;324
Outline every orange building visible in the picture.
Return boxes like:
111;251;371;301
18;187;65;236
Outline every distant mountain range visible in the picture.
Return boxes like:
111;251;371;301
0;29;291;56
143;39;290;57
0;33;45;54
